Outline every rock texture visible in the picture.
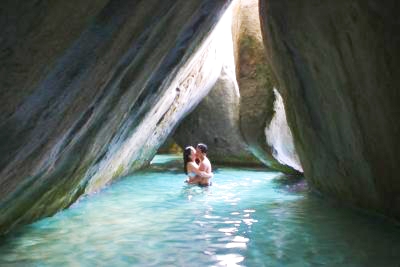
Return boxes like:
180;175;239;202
260;0;400;218
235;0;300;172
0;0;231;234
174;0;301;172
173;4;259;165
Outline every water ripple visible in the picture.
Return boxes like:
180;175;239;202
1;157;400;266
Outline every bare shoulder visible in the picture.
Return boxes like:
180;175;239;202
204;156;212;171
203;157;211;165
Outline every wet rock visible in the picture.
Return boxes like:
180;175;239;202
260;0;400;218
0;0;231;234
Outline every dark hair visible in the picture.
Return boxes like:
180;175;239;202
196;143;208;154
183;146;193;174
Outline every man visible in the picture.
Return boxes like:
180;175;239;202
195;143;212;185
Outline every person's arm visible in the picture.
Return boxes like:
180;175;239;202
187;163;213;178
199;171;213;178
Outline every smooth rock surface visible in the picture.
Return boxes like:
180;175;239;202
260;0;400;218
0;0;231;234
173;3;258;165
265;89;303;172
174;0;301;172
235;0;300;172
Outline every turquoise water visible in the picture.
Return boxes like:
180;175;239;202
1;155;400;266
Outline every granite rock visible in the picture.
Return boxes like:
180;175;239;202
260;0;400;218
0;0;231;234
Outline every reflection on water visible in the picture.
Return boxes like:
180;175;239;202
1;155;400;266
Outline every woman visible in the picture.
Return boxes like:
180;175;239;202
183;146;212;185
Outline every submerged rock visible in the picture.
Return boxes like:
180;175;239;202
0;0;231;234
260;0;400;218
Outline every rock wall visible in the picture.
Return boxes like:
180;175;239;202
173;3;259;166
0;0;231;234
260;0;400;218
235;0;300;172
174;0;301;172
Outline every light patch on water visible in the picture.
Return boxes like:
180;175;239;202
243;209;255;213
218;227;239;234
215;254;245;267
224;220;242;224
226;242;247;249
233;236;249;243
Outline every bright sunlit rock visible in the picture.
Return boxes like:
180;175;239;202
265;88;303;172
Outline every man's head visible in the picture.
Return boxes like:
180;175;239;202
196;143;208;156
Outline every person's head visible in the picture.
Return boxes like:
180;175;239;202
183;146;196;174
196;143;208;156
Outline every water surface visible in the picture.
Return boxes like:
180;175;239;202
1;155;400;266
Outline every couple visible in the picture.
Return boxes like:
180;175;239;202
184;143;213;186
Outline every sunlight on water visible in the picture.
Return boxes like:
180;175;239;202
1;155;400;266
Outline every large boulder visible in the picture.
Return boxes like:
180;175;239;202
235;0;300;172
174;0;301;173
260;0;400;218
173;1;260;166
0;0;231;234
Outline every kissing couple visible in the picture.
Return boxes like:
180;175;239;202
183;143;213;186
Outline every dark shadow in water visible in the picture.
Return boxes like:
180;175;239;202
271;174;308;194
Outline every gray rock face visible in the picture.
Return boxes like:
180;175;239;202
235;0;300;173
173;3;258;165
260;0;400;218
0;0;231;234
174;0;301;172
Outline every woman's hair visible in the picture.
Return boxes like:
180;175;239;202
183;146;193;174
